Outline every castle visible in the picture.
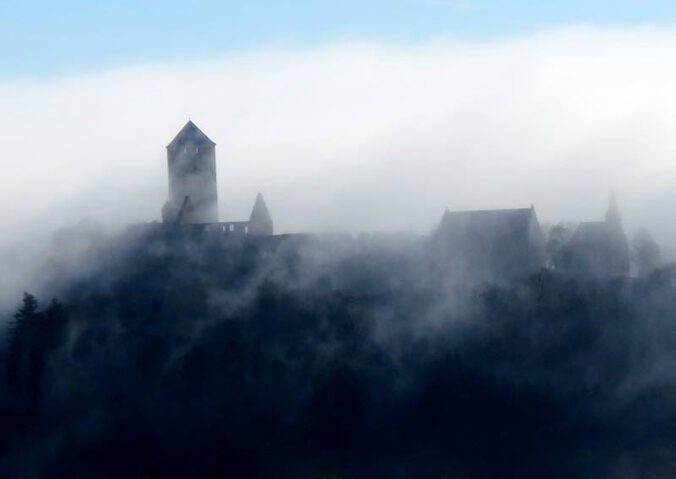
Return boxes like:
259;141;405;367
150;121;632;280
160;121;273;236
432;195;630;279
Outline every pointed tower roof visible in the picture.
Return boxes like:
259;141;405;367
167;120;216;149
250;193;272;223
606;190;622;226
248;193;273;235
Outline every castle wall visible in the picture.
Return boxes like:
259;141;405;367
167;143;219;224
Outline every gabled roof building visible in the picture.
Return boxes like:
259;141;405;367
555;194;629;278
432;206;546;280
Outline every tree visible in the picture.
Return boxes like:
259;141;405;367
4;295;68;410
4;293;38;399
14;292;38;321
44;298;67;348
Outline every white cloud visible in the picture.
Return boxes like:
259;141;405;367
2;26;676;267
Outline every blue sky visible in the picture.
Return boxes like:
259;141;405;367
2;0;676;78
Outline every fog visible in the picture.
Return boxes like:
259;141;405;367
2;25;676;306
2;26;676;235
2;214;676;477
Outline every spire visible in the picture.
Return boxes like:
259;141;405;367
605;190;622;228
167;120;216;149
248;193;274;236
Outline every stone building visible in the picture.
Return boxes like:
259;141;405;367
249;193;274;236
554;194;629;278
432;206;546;280
160;121;273;236
162;121;219;224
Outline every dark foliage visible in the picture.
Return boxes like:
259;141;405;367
2;230;676;478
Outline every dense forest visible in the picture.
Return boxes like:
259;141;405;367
2;226;676;478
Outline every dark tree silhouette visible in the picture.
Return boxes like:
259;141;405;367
4;294;68;413
3;230;676;478
4;292;38;401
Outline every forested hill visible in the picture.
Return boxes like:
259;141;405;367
2;228;676;478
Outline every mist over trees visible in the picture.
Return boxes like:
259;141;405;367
1;226;676;478
632;229;662;277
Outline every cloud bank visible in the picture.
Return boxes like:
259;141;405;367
2;25;676;300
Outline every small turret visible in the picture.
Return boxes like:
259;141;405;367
248;193;273;236
605;190;622;229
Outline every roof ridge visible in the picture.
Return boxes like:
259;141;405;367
444;207;532;214
167;120;216;148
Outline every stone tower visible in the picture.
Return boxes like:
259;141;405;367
162;121;219;224
249;193;274;236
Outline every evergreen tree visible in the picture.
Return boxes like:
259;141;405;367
5;293;38;398
4;295;69;412
44;298;67;349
